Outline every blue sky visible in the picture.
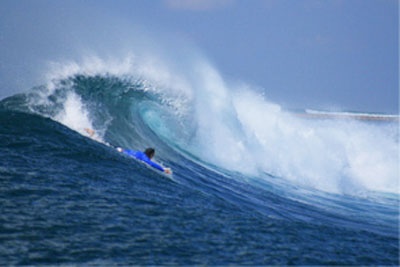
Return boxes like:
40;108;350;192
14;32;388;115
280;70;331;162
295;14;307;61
0;0;398;113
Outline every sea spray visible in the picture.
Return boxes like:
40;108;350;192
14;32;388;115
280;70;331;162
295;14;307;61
232;89;398;194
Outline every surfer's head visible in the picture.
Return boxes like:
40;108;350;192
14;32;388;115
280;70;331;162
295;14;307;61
144;148;155;159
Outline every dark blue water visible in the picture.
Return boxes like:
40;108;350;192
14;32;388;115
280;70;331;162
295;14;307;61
0;74;398;265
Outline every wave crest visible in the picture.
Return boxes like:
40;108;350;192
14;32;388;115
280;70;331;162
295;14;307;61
1;55;398;196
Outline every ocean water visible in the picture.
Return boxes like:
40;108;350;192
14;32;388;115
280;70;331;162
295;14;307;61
0;56;398;265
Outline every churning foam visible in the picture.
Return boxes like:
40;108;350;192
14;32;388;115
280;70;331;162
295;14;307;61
175;58;399;195
53;91;103;141
231;89;399;194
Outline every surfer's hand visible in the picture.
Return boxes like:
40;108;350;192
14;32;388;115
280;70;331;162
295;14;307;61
164;168;172;174
84;128;95;137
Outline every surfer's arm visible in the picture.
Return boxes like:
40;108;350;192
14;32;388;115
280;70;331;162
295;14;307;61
144;159;166;172
143;159;171;173
141;157;171;173
117;148;171;173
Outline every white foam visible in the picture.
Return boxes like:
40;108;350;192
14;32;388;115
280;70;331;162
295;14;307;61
53;91;102;140
173;58;399;195
230;89;399;194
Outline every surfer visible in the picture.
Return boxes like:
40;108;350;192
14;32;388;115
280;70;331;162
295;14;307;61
117;147;172;174
84;128;172;174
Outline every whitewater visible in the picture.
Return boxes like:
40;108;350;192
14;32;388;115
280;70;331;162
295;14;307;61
0;53;398;265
